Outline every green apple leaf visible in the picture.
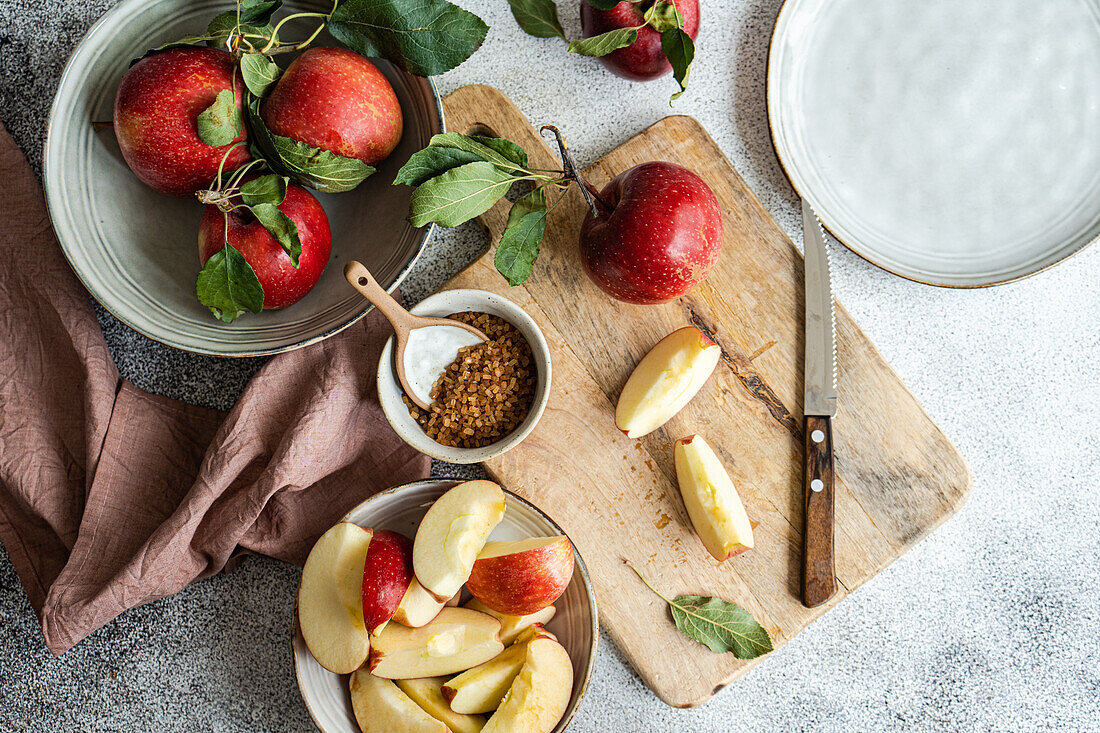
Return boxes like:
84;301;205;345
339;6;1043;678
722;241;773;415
394;146;484;187
428;133;529;173
584;0;623;10
239;174;287;207
197;89;243;147
207;14;274;44
627;562;773;659
408;162;515;227
661;27;694;101
568;27;638;57
235;0;282;24
249;202;302;267
506;0;566;39
494;187;548;286
668;595;773;658
130;36;211;66
246;97;375;192
647;1;684;33
239;53;282;98
470;135;529;168
196;243;264;322
328;0;489;77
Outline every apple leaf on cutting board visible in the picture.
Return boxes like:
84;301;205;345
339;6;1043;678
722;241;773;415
627;561;773;659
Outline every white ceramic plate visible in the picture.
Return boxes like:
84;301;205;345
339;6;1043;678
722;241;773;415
292;479;598;733
44;0;442;355
768;0;1100;286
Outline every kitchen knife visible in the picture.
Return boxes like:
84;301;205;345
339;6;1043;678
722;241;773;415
801;200;838;608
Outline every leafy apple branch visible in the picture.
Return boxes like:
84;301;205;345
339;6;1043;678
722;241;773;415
625;560;773;658
193;144;305;322
506;0;695;101
395;127;602;286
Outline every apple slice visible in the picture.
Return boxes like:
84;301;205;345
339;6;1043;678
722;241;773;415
370;607;504;679
442;626;556;714
395;677;486;733
674;434;754;560
414;480;507;601
393;578;452;628
482;637;574;733
463;598;556;644
349;667;446;733
297;522;372;674
615;326;722;438
362;529;413;636
466;537;573;616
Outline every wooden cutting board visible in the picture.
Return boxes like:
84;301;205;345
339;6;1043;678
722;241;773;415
437;85;971;708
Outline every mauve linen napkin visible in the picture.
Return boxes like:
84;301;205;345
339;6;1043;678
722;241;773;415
0;122;430;655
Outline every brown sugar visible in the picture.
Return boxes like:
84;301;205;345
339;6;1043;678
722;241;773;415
403;311;537;448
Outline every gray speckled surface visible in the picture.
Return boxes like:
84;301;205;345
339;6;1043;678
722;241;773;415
2;0;1099;730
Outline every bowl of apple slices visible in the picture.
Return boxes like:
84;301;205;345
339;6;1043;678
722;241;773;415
293;478;598;733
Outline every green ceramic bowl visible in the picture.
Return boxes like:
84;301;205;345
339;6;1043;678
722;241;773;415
44;0;442;356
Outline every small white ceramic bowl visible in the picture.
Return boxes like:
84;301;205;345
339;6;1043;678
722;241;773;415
293;478;598;733
377;289;552;463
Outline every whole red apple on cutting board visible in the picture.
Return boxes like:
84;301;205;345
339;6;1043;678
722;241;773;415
580;0;700;81
197;182;331;310
261;47;403;166
114;46;251;196
579;160;723;304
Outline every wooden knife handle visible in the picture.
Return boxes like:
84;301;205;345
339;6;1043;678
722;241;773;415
802;414;836;607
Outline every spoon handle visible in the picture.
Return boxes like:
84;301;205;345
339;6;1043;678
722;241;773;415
343;261;417;339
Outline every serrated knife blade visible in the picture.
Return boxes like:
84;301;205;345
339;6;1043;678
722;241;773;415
801;199;837;608
802;200;837;418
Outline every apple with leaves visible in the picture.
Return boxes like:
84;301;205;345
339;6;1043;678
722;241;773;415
261;47;404;167
114;46;251;196
579;0;699;82
196;174;331;321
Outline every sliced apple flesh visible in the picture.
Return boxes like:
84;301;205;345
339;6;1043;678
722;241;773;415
349;667;446;733
442;626;556;714
395;677;486;733
297;522;372;674
615;326;722;438
393;577;451;628
414;480;507;601
370;607;504;679
463;598;557;645
674;434;754;561
482;637;574;733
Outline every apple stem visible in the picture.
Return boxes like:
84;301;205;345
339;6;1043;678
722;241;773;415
91;120;113;131
539;125;609;219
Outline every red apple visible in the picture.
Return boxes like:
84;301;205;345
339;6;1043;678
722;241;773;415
579;161;722;304
362;530;414;636
580;0;700;81
197;182;331;310
261;47;403;166
114;47;251;196
466;537;574;616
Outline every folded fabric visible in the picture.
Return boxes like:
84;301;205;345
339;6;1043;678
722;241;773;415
0;122;429;655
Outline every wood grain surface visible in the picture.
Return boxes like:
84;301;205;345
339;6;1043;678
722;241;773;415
437;85;972;708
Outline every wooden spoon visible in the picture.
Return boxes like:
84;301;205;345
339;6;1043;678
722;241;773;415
344;261;487;410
